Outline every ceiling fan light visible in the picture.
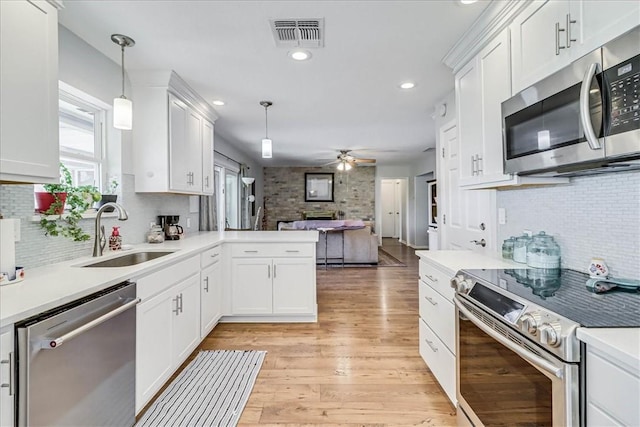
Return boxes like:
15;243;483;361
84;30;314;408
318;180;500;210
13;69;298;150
344;162;353;171
113;97;133;130
337;162;345;171
262;138;272;158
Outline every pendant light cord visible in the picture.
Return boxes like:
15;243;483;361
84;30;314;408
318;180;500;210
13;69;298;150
121;44;126;98
264;105;269;139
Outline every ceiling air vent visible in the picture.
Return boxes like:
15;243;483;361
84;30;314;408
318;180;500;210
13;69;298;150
270;19;324;48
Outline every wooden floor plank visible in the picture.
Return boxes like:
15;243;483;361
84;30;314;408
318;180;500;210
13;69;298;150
172;238;456;426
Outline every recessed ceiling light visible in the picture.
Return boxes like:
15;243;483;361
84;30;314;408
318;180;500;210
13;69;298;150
400;82;416;90
289;50;312;61
212;100;225;106
459;0;478;4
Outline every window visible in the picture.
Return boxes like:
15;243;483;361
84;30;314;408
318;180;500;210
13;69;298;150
58;91;105;190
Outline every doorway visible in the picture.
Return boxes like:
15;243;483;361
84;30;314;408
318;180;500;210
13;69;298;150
380;178;407;241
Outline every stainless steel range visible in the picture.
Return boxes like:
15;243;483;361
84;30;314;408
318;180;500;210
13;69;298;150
451;268;640;427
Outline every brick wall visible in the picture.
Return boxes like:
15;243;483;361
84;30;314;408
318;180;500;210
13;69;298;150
497;170;640;279
263;166;375;230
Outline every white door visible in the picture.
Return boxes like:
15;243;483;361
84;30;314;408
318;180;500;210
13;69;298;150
381;180;398;238
136;289;174;413
200;260;222;338
172;274;201;364
272;258;315;314
231;258;273;314
168;94;190;192
440;122;495;251
201;119;214;195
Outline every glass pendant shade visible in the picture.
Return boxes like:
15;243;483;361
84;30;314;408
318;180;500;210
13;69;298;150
113;97;133;130
337;161;352;171
241;177;255;186
262;138;272;158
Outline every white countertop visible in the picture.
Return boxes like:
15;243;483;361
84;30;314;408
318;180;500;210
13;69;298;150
577;328;640;370
415;249;526;273
0;230;318;327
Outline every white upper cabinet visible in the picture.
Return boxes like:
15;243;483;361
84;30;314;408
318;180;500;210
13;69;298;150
131;71;217;194
511;0;640;94
0;0;60;184
455;28;567;189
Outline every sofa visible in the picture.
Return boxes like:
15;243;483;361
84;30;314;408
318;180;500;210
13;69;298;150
278;220;379;264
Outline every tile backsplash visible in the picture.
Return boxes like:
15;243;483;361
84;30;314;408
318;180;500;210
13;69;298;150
497;170;640;279
0;174;198;269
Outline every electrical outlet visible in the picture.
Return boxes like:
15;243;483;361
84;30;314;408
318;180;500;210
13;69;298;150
498;208;506;225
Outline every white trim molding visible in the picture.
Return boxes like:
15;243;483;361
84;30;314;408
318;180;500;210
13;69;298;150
442;0;533;73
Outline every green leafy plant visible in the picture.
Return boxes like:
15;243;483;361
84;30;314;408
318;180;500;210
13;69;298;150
105;176;119;194
39;163;102;241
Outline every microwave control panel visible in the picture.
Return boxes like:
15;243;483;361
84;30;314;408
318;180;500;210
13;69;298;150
605;54;640;135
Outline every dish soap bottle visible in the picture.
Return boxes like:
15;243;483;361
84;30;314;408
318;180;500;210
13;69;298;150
109;226;122;251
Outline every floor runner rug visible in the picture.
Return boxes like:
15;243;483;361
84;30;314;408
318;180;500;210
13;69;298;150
377;248;407;267
136;350;266;427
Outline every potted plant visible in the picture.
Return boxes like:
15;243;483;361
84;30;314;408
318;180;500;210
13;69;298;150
95;176;119;212
38;163;102;241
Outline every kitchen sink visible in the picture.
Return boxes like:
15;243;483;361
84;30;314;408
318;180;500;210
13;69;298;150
80;251;175;268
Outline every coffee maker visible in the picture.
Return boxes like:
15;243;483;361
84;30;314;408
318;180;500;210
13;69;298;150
158;215;184;240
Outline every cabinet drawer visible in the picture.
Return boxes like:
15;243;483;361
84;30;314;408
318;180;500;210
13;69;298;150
419;259;455;300
200;245;222;268
418;280;456;354
418;318;456;405
230;243;313;258
137;255;200;301
587;348;640;427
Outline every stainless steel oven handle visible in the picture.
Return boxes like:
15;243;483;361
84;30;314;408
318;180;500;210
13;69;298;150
454;297;564;379
580;62;602;150
43;298;141;350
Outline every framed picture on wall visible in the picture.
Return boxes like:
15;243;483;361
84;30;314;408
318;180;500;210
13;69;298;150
305;173;334;202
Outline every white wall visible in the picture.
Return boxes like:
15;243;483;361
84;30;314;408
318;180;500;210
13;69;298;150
375;149;437;248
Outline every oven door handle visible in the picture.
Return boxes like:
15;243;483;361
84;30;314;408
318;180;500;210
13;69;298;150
579;62;602;150
454;297;564;379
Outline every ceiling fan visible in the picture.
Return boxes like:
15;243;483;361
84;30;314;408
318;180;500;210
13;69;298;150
328;150;376;171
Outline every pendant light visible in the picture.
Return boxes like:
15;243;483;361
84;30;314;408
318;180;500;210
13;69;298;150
260;101;273;158
111;34;135;130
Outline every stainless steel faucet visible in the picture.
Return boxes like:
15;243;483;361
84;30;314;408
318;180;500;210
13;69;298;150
93;202;129;257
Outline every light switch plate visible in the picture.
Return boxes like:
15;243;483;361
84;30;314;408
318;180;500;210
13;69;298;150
498;208;506;225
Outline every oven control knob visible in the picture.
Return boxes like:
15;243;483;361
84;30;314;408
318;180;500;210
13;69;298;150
454;278;473;294
539;322;561;347
520;312;541;334
450;275;465;289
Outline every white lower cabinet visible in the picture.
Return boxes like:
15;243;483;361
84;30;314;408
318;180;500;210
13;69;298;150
418;258;457;405
231;257;315;316
0;325;14;427
135;256;201;414
200;258;222;338
229;243;316;319
586;346;640;426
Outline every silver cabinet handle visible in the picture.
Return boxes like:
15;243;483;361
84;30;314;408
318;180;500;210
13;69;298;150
424;296;438;306
471;155;477;176
285;250;300;253
470;239;487;247
204;276;209;292
454;297;564;379
0;352;14;395
476;155;483;174
555;22;566;55
424;274;438;282
267;264;271;278
244;250;258;253
210;253;219;258
179;293;184;313
580;62;603;150
273;264;277;278
44;298;141;349
172;296;180;315
205;176;209;187
425;339;438;353
566;14;576;48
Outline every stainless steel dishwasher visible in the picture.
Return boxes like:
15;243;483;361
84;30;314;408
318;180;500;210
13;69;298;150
16;281;139;426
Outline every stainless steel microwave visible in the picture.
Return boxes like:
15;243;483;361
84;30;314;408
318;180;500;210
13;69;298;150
502;26;640;176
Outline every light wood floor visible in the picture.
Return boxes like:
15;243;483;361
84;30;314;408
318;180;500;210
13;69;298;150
184;238;456;426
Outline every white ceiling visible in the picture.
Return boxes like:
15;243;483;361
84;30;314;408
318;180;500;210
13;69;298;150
58;1;488;167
